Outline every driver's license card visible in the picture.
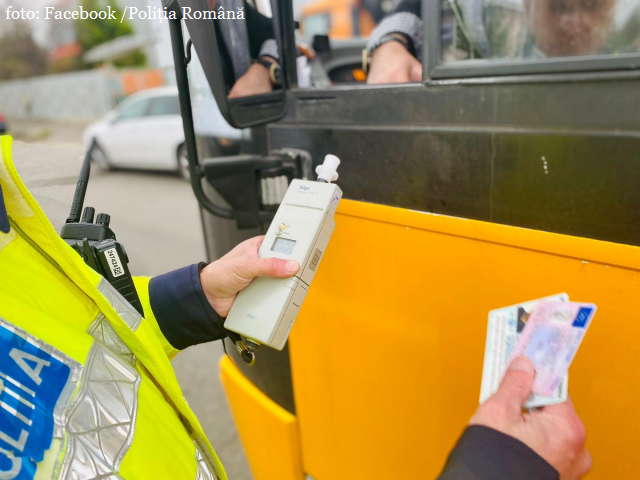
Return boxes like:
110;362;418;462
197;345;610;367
511;300;597;397
480;294;569;408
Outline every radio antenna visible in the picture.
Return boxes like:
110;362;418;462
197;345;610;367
66;149;92;224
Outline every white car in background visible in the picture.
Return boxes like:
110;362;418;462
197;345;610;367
83;87;188;177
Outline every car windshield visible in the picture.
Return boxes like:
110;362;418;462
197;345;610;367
147;96;180;116
115;98;150;121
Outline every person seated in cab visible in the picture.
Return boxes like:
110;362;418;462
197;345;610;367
203;0;281;98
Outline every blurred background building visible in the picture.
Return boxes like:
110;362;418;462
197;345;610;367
0;0;174;121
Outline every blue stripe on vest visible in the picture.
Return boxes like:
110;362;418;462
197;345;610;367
0;323;71;479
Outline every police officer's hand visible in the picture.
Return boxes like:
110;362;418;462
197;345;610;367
228;63;273;99
366;39;422;85
199;236;299;318
470;357;592;479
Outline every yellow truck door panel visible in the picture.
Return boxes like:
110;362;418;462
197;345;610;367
288;199;640;479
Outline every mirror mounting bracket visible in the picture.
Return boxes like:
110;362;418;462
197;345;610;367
185;39;193;65
169;10;303;229
170;16;235;220
202;151;310;229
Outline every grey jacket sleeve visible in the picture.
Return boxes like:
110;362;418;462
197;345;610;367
259;39;279;61
366;12;423;60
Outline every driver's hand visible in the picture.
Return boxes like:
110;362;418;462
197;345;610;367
200;236;299;317
470;357;592;479
228;63;273;99
366;40;422;84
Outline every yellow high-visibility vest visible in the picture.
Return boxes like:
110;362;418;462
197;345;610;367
0;136;227;480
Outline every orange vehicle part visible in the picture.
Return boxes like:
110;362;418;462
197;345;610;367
222;199;640;479
220;356;304;480
300;0;376;39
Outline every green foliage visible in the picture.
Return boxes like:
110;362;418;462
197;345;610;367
76;0;132;50
0;21;48;80
75;0;146;68
113;50;147;68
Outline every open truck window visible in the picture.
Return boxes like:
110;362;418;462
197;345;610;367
293;0;429;86
295;0;380;85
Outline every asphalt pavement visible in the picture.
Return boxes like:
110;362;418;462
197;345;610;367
8;134;253;480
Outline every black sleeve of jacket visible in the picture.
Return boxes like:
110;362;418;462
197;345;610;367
148;263;227;350
438;426;559;480
245;0;275;59
394;0;421;18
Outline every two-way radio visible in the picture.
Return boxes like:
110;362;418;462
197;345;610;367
60;150;144;316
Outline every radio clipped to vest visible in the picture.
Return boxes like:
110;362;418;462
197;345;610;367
60;149;144;317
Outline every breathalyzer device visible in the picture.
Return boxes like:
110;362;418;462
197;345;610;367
224;155;342;360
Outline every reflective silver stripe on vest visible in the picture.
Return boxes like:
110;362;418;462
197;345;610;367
195;442;218;480
97;279;142;332
58;314;140;479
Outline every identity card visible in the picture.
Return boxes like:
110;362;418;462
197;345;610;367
511;300;597;397
480;293;569;409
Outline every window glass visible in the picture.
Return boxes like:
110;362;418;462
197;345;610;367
147;96;181;116
292;0;421;87
301;13;332;39
442;0;640;63
116;98;150;121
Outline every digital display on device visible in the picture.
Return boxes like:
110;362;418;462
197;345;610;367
271;237;296;255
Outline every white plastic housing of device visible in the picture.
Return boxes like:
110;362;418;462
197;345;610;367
224;178;342;350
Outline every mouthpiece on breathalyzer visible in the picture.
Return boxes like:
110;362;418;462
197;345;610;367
316;154;340;183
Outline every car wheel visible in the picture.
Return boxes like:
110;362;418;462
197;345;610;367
89;142;111;170
177;143;190;180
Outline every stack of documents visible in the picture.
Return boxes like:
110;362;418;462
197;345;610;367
480;294;596;408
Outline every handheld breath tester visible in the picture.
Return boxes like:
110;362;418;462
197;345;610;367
225;155;342;360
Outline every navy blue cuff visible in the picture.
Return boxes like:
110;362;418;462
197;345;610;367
149;263;227;350
438;426;558;480
0;184;9;233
